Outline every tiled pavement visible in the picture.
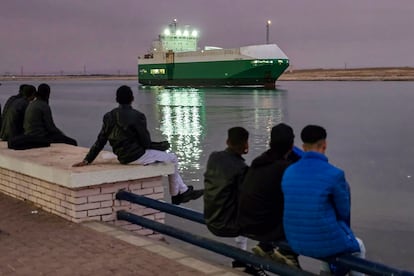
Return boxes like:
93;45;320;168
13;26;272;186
0;193;242;276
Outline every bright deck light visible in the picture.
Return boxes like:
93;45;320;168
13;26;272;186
164;29;171;36
183;30;189;36
176;29;182;36
191;30;198;37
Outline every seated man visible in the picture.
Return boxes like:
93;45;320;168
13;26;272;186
73;85;203;205
25;83;77;145
204;127;269;275
204;126;249;238
237;123;301;268
282;125;366;275
8;84;77;149
1;84;35;141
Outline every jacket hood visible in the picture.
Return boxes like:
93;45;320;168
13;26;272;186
250;149;285;168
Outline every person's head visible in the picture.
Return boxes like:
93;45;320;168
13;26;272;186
270;123;295;156
226;127;249;155
116;85;134;104
19;84;29;96
300;125;327;153
37;83;51;102
22;85;36;100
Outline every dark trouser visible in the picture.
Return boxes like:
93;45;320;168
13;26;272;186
242;227;298;258
8;135;50;150
47;133;77;146
242;223;285;250
8;134;77;150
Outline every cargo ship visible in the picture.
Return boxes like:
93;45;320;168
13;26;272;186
138;20;289;88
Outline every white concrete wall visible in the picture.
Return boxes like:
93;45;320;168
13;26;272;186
0;142;174;239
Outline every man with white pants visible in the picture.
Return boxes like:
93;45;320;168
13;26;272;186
73;85;203;205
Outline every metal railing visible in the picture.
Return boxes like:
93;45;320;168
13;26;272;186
116;190;414;276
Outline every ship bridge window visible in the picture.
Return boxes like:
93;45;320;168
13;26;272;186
252;60;274;65
150;68;166;75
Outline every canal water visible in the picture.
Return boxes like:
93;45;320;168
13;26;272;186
1;80;413;271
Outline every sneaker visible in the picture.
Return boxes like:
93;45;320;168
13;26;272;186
244;265;269;276
271;249;301;269
231;260;248;272
252;245;281;262
252;245;300;269
231;260;247;268
171;185;204;205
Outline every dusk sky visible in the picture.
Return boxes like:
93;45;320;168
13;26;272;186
1;0;414;75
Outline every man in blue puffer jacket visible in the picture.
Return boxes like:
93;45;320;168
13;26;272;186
282;125;365;275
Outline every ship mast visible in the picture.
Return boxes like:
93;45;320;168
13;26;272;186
266;20;271;44
170;18;177;33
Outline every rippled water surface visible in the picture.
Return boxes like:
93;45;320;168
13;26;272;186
1;80;413;271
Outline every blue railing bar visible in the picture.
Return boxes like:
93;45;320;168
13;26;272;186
276;241;414;276
116;190;414;276
117;210;315;276
333;254;414;276
116;189;205;224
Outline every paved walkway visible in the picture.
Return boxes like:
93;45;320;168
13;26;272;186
0;193;241;276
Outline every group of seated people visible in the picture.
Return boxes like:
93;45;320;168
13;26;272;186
1;84;365;275
203;124;366;276
0;83;77;149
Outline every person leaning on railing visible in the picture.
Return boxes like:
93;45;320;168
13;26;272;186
236;123;302;269
282;125;366;276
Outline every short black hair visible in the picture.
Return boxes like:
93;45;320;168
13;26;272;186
37;83;50;101
227;127;249;148
22;84;36;99
116;85;134;104
270;123;294;154
301;125;327;144
19;84;29;96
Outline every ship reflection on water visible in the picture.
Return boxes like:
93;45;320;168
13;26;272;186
154;87;206;175
150;86;287;181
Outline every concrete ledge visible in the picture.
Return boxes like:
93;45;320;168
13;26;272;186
0;142;174;188
0;142;175;238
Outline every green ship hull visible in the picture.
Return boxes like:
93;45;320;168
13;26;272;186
138;59;289;87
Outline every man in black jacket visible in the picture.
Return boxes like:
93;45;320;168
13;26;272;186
237;123;301;268
0;84;35;141
0;84;27;136
204;126;249;238
73;85;203;205
8;83;77;149
2;84;27;118
24;83;77;146
204;127;271;275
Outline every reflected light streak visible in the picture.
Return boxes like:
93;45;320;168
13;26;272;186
251;91;284;151
156;88;206;172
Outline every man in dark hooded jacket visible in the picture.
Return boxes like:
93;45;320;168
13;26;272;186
2;84;27;117
23;83;77;146
237;123;301;269
8;83;77;149
0;84;35;141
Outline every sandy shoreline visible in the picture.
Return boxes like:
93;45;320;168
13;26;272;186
1;67;414;82
278;67;414;81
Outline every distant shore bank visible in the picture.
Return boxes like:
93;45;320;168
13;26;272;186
278;67;414;81
1;67;414;82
